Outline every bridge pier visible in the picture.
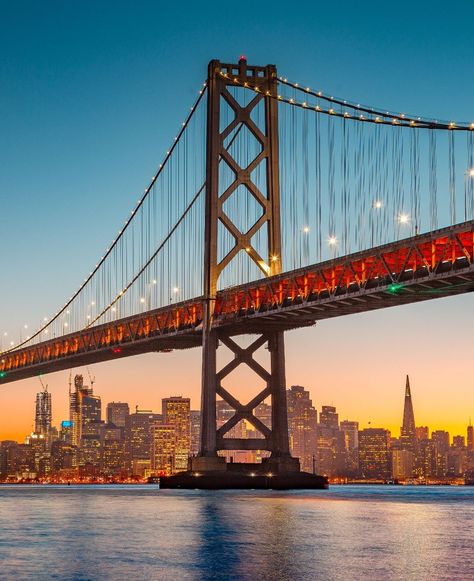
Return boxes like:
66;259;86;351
193;326;299;474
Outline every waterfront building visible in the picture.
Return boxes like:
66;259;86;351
358;428;391;480
392;449;414;480
151;424;176;475
162;396;191;472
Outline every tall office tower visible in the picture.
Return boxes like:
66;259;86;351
125;409;162;473
400;376;417;453
340;420;360;477
287;386;317;473
392;449;414;480
431;430;450;478
190;410;201;456
162;397;191;472
319;406;339;429
69;374;93;446
358;428;392;480
100;423;125;476
151;424;176;475
35;387;52;438
418;438;437;478
468;421;474;451
106;402;130;428
316;405;342;477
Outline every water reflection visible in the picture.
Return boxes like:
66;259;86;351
0;486;472;580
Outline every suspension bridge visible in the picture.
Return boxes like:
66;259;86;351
1;58;473;480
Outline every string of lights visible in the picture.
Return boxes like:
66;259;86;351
2;83;208;354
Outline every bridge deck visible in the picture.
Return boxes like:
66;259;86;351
1;221;473;384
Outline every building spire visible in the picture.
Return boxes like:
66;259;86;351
400;374;417;452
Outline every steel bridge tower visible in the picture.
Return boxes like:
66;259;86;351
193;58;300;473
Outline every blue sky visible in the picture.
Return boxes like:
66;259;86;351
1;0;474;438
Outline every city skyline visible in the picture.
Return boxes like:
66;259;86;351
2;368;471;448
2;372;472;483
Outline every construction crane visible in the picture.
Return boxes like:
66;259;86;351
86;367;95;389
38;375;48;392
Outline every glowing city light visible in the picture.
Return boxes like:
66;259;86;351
468;168;474;178
303;226;310;233
398;213;410;224
140;297;145;304
328;235;337;246
373;200;383;209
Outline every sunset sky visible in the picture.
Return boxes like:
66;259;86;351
1;1;473;442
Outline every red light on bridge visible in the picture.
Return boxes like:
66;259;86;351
112;347;122;354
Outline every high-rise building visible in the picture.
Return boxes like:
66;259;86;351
106;402;130;428
287;386;317;473
125;409;162;473
432;430;450;478
400;375;417;453
392;449;414;480
468;421;474;452
69;374;100;446
35;387;52;438
358;428;391;480
190;410;201;456
151;424;176;475
340;420;359;476
162;397;191;472
100;423;125;476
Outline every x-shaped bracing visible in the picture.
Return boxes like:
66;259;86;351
215;334;274;450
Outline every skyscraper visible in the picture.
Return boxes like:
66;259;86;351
69;375;102;446
35;387;52;438
467;421;473;452
125;408;162;474
358;428;391;480
400;375;417;453
287;386;317;473
162;396;191;472
151;424;176;475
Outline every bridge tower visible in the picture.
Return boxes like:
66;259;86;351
194;58;300;473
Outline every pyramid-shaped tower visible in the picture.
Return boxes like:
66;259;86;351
400;375;417;452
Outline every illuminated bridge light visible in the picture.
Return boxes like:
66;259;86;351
0;371;7;378
113;347;122;354
388;283;403;294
